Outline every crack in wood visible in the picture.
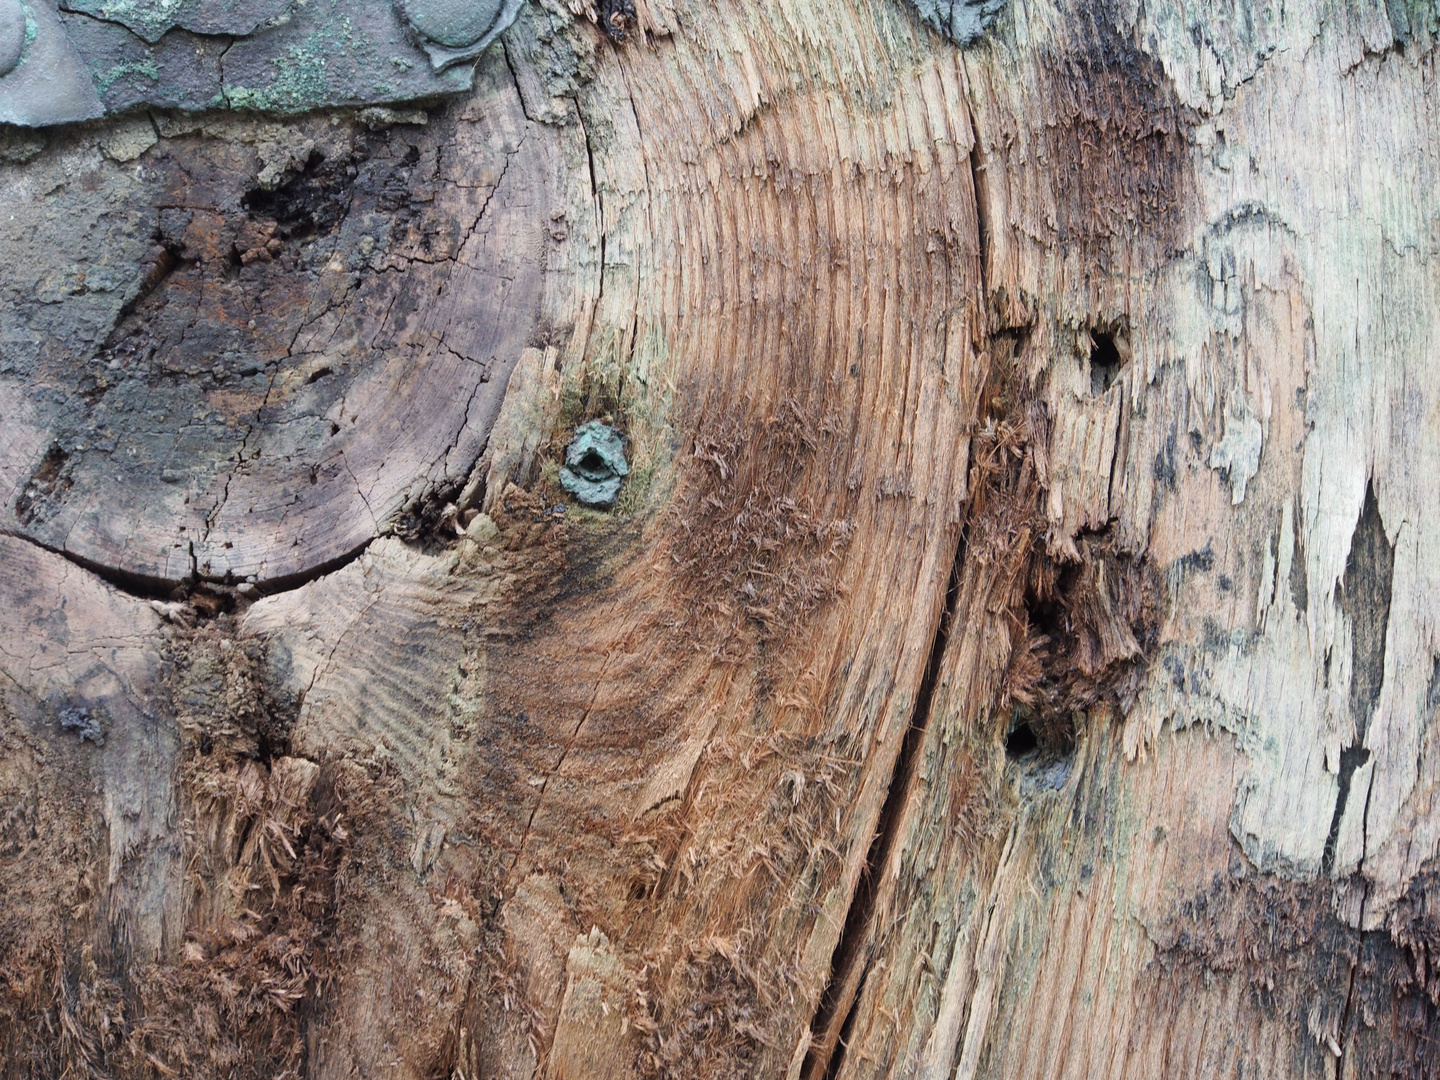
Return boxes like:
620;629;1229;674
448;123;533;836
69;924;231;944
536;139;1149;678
1322;481;1394;877
0;523;374;612
968;138;990;305
801;525;969;1080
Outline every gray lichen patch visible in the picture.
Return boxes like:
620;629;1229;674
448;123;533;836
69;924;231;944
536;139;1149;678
59;704;104;745
909;0;1007;45
559;421;628;507
1209;389;1263;505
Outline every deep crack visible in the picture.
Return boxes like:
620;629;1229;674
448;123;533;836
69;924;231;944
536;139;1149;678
802;523;968;1080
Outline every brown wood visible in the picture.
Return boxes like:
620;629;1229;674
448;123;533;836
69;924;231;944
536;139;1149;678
3;1;1440;1078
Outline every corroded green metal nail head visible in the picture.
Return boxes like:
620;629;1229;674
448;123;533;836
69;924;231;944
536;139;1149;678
559;421;628;508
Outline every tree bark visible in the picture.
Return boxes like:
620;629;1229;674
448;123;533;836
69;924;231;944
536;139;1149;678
3;1;1440;1078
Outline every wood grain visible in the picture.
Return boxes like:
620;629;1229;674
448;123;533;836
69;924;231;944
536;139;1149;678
3;0;1440;1077
1;54;556;588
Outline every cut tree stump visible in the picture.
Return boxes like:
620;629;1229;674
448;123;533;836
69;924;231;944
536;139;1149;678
3;1;1440;1078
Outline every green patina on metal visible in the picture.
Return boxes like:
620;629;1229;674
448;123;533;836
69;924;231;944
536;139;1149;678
64;0;295;43
225;42;329;114
75;0;200;43
0;0;25;78
398;0;504;48
560;421;629;508
1;0;524;127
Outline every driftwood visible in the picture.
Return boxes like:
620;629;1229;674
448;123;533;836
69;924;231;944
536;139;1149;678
3;0;1440;1077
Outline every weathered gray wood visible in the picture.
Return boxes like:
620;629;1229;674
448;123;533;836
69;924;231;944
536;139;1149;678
1;52;554;588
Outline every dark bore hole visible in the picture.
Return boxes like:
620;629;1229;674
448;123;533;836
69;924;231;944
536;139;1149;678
600;0;636;40
579;451;607;474
242;149;349;242
1090;331;1123;395
1005;721;1039;759
15;443;73;526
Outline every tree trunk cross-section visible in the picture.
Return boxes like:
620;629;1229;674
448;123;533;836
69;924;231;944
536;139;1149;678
2;1;1440;1078
2;83;549;588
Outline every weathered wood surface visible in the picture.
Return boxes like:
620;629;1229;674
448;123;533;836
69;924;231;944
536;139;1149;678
0;77;552;587
3;0;1440;1078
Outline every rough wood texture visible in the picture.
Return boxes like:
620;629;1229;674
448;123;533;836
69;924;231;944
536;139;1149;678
1;65;551;587
3;0;1440;1077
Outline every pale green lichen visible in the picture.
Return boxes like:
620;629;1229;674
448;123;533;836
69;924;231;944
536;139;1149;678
559;421;628;507
65;0;291;43
84;0;185;43
224;12;401;113
225;43;329;114
95;58;161;94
